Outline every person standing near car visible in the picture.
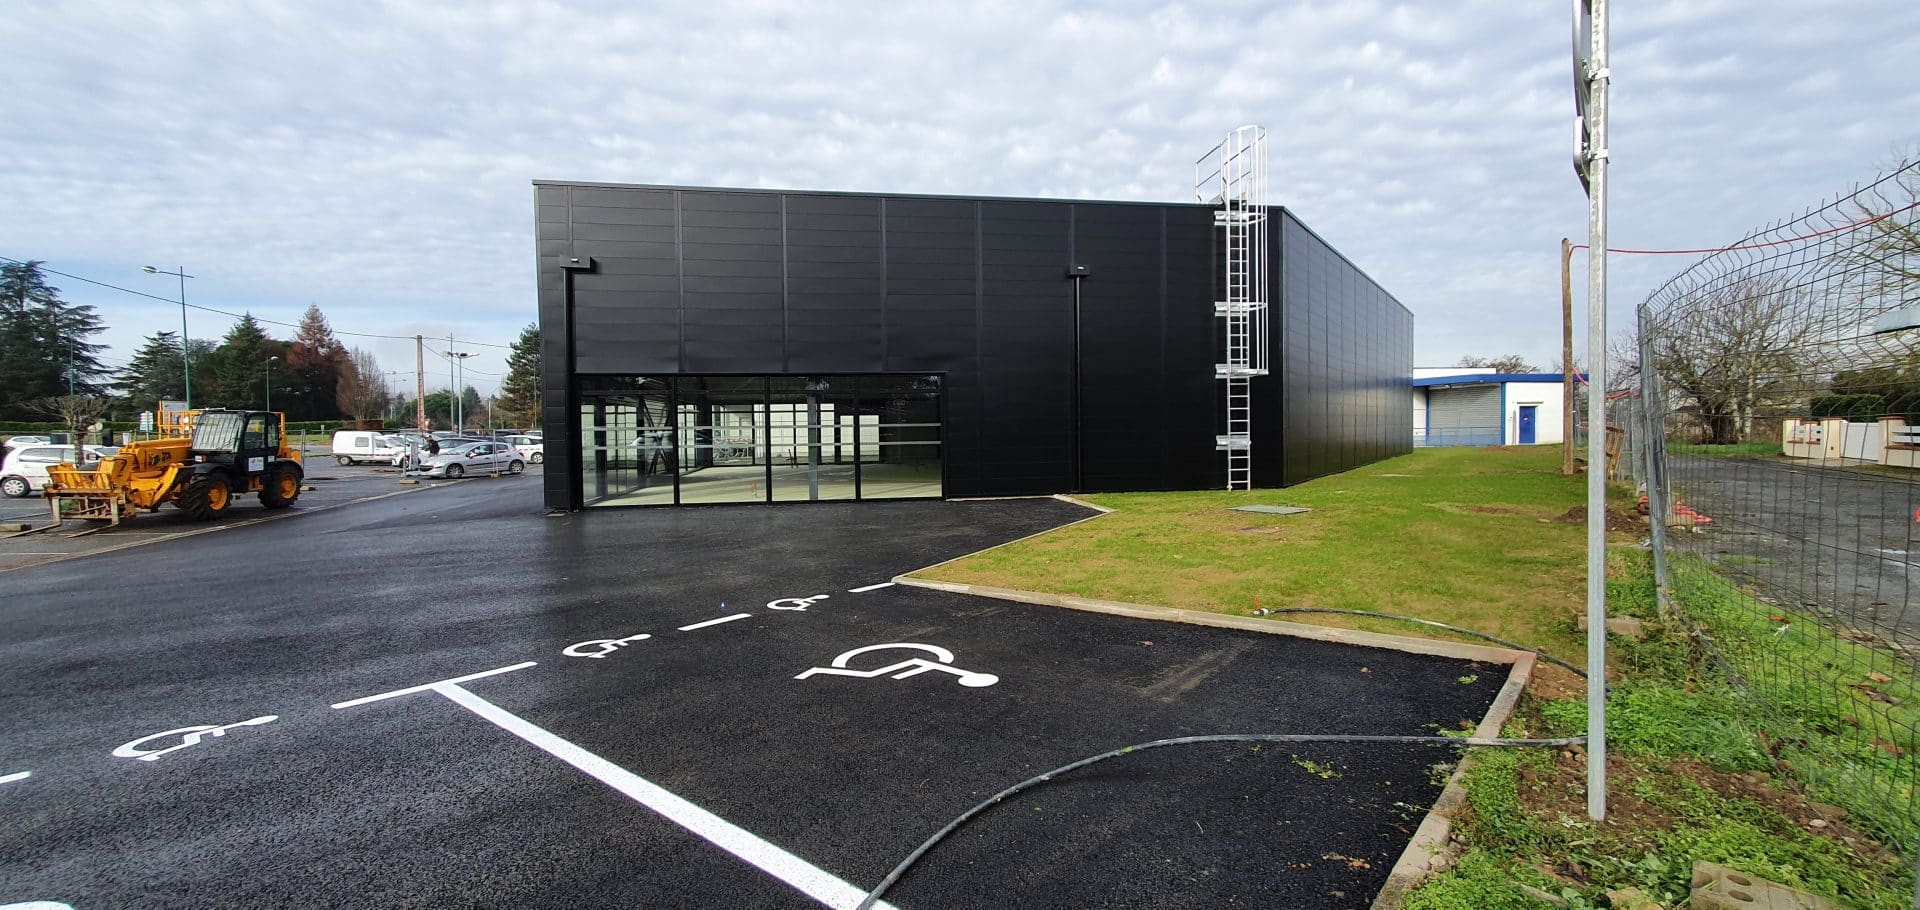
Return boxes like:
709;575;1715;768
425;437;440;457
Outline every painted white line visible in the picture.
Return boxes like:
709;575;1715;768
847;582;895;593
0;771;30;785
434;684;891;910
678;613;752;632
331;661;539;710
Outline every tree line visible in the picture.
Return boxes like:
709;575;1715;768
0;260;542;429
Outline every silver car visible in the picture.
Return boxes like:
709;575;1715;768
415;441;525;479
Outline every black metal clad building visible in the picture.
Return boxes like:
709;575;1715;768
536;181;1411;510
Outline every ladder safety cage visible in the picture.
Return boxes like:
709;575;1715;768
1195;125;1270;490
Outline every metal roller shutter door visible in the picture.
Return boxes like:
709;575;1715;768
1427;385;1501;446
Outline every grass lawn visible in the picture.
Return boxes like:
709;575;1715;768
919;445;1918;908
925;445;1595;674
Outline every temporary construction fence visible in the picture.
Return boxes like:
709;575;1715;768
1634;159;1920;892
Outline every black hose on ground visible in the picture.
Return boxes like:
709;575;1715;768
1258;607;1591;679
855;731;1587;910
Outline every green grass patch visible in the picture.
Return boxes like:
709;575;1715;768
1667;557;1920;850
1667;441;1782;457
921;446;1592;665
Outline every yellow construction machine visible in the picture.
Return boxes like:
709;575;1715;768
37;408;304;529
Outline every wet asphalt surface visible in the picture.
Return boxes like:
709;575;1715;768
1674;455;1920;651
0;456;435;572
1;479;1502;909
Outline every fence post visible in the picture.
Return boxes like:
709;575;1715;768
1637;305;1672;617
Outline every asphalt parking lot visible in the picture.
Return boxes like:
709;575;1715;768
0;459;491;573
1674;455;1920;649
2;479;1510;909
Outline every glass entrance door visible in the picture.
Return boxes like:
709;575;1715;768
579;374;943;506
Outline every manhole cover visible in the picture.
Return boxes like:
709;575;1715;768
1230;505;1312;515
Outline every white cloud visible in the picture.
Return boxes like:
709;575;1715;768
2;0;1918;384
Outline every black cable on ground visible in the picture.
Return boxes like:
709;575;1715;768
855;731;1587;910
1259;607;1591;679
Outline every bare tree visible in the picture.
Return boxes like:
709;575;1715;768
1650;276;1822;443
1846;161;1920;298
32;395;114;463
1458;353;1538;374
335;347;390;422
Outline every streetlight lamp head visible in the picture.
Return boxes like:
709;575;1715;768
142;266;158;274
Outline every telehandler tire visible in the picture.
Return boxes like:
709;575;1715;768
180;474;233;521
260;466;302;509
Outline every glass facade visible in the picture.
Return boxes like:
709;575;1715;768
579;374;943;507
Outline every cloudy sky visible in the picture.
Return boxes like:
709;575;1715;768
4;0;1917;394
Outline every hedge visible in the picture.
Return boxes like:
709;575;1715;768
1809;393;1888;422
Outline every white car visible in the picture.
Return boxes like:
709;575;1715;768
502;434;544;464
3;435;54;451
414;441;525;479
1;444;120;498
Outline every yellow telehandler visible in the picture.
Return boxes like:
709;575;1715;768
35;408;304;529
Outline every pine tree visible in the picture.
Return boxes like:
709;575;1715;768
0;261;110;419
460;385;484;430
116;331;187;408
495;324;541;429
285;304;348;420
202;314;278;409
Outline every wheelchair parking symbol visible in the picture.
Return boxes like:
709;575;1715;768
794;643;999;688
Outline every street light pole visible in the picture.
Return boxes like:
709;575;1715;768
142;266;194;409
265;356;279;412
454;352;472;431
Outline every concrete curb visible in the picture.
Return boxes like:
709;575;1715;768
890;577;1536;908
896;494;1112;581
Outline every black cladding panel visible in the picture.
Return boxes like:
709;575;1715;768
534;181;1410;509
1272;209;1413;487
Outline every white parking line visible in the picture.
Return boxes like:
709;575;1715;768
678;613;752;632
0;771;30;785
331;662;892;910
437;685;893;910
330;662;540;710
847;582;895;593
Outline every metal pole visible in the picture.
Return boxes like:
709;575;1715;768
1583;0;1611;823
1562;238;1576;475
179;267;191;410
265;361;272;412
414;335;427;431
1638;304;1672;616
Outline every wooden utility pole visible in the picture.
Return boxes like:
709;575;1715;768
1562;237;1577;475
415;335;427;431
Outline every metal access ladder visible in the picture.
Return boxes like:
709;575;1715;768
1196;126;1269;489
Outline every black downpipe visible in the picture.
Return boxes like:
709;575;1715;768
1067;265;1089;493
559;256;595;510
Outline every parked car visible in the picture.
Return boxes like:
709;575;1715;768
502;434;544;464
331;430;409;466
414;441;525;479
3;435;54;451
2;444;119;498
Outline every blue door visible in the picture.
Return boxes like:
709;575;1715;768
1518;405;1537;444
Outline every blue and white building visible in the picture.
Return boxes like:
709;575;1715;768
1412;369;1568;447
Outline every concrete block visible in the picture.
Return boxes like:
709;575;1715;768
1690;861;1836;910
0;522;29;532
1574;614;1648;640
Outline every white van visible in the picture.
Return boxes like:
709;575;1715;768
330;431;406;466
